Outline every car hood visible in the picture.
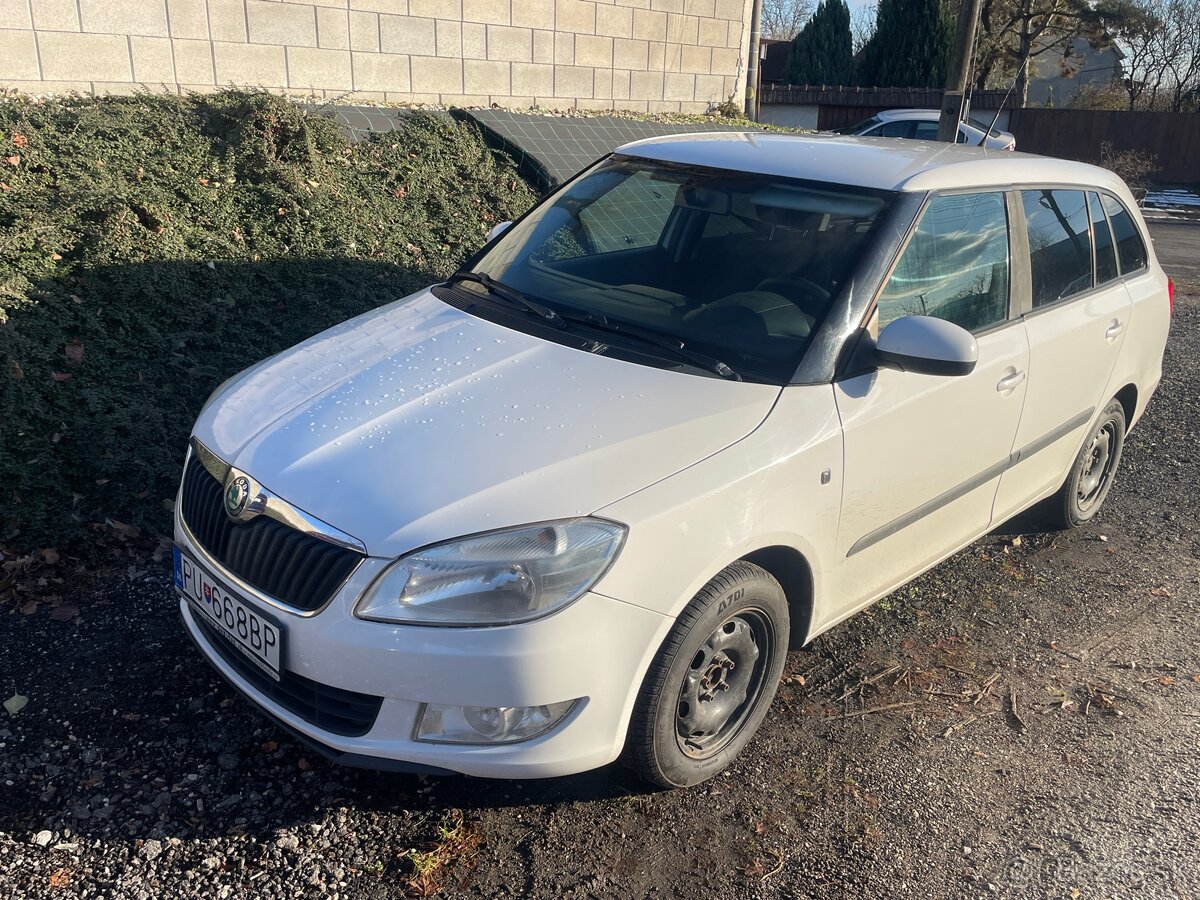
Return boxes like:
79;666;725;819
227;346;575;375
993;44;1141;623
193;289;781;557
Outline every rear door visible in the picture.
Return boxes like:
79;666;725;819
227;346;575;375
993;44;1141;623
832;191;1029;615
992;189;1133;521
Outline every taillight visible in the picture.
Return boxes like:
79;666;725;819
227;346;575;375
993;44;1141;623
1168;278;1174;315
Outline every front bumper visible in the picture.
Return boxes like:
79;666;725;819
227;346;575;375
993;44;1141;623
175;524;671;779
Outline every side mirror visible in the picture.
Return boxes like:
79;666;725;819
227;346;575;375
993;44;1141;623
875;315;978;376
487;221;512;242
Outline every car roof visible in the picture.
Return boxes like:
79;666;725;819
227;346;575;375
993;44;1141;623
872;109;1000;135
875;108;941;122
614;132;1128;196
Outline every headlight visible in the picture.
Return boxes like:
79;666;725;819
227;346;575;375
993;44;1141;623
354;519;626;626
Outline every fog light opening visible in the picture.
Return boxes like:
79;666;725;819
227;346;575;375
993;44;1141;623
415;700;578;744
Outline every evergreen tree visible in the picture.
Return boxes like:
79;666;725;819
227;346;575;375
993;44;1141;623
857;0;953;87
784;0;855;86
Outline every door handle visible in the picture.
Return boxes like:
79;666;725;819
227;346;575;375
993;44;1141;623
996;370;1026;392
1105;320;1125;341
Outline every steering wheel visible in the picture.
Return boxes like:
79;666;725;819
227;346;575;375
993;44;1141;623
755;277;832;320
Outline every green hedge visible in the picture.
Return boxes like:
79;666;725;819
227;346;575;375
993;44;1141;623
0;91;538;556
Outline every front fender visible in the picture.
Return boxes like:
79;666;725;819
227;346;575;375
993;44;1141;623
591;385;843;637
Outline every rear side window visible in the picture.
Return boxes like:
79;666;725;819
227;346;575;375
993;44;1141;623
1022;189;1092;307
877;120;913;138
1101;194;1148;274
913;121;938;140
1089;192;1118;284
877;192;1010;332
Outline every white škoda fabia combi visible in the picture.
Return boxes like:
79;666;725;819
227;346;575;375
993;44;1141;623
175;134;1171;788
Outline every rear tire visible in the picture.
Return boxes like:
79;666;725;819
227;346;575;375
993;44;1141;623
625;562;788;789
1046;399;1126;529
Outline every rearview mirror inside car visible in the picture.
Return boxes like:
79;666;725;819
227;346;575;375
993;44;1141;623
875;315;978;376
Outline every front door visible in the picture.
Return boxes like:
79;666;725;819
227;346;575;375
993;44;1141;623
827;191;1028;627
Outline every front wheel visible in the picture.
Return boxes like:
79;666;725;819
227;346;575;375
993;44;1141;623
1046;398;1126;529
625;562;788;789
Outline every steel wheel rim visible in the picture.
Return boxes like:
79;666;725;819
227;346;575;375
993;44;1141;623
675;608;775;760
1077;421;1117;512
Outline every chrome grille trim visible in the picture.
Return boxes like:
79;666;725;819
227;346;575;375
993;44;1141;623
189;438;368;554
176;446;364;619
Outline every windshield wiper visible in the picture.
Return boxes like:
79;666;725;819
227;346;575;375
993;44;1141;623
557;311;742;381
447;271;565;327
447;272;741;381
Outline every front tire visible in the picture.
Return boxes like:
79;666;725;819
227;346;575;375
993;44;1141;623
1047;398;1126;529
626;562;788;789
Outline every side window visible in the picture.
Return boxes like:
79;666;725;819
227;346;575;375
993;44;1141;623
1022;189;1092;307
1101;194;1148;274
876;192;1010;333
878;120;914;138
913;121;939;140
577;171;675;254
1089;192;1118;285
955;128;969;144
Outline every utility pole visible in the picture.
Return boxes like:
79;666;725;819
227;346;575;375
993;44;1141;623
937;0;984;142
744;0;763;120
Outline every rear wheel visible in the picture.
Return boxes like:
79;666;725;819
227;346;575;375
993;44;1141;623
1046;399;1126;529
626;562;788;789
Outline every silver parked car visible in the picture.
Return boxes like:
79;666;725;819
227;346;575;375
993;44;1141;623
835;108;1017;150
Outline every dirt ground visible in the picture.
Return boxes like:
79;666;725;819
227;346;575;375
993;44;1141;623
2;278;1197;898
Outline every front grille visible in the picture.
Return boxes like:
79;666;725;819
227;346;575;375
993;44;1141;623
180;454;363;612
193;615;383;737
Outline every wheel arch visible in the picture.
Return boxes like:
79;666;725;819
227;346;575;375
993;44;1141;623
1114;383;1138;427
740;545;815;650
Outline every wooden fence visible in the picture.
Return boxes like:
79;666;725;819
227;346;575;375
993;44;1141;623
760;85;1200;183
1006;108;1200;183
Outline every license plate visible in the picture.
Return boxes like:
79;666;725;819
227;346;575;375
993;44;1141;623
174;546;283;681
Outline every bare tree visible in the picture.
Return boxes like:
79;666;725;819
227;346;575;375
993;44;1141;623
972;0;1119;104
761;0;818;41
851;3;878;55
1102;0;1200;111
1108;0;1174;109
1159;0;1200;111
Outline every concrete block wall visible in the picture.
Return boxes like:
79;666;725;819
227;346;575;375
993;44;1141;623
0;0;754;114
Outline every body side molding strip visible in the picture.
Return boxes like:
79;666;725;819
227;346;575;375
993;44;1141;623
847;407;1095;557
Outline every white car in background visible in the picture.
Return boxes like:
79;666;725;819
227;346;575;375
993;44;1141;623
174;133;1168;789
836;108;1017;150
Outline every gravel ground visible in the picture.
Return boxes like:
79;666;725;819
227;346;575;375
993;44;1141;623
2;281;1197;900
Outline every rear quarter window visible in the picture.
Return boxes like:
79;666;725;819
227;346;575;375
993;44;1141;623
1100;194;1148;274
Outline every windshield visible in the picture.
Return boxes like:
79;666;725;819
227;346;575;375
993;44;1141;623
466;155;894;383
834;116;882;135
